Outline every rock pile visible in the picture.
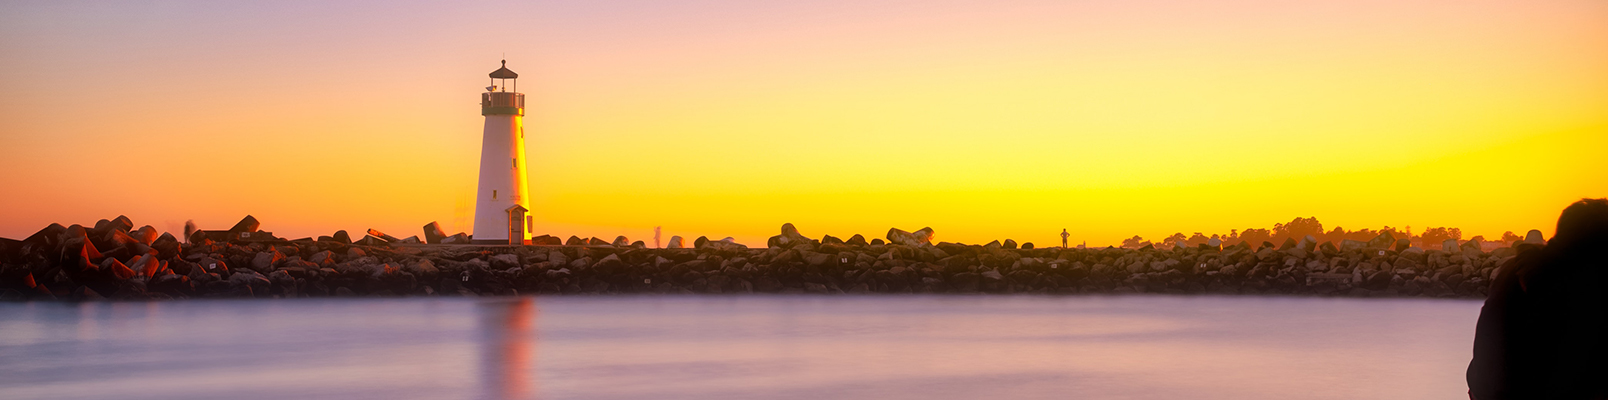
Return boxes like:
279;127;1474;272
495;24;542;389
0;218;1509;300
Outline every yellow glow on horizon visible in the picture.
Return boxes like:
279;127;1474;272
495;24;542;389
0;0;1604;246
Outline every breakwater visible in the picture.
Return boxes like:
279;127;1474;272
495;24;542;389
0;217;1509;300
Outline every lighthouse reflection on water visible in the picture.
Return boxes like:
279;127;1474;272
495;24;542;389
479;298;536;400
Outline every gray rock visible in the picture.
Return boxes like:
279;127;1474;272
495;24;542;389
490;254;521;270
980;270;1004;281
309;251;334;266
405;259;439;275
913;227;935;244
886;228;918;247
800;251;832;266
251;249;283;272
666;236;684;249
846;234;869;246
1367;232;1396;249
228;271;270;293
1340;239;1367;252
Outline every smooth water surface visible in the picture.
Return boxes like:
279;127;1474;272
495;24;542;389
0;295;1480;399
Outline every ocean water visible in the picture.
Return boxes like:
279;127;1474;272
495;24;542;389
0;295;1480;400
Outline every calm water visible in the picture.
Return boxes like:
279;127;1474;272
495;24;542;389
0;295;1480;400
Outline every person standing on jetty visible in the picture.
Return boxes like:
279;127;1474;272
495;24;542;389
1468;198;1608;400
1061;229;1070;249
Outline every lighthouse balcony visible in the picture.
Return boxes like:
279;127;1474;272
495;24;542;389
482;92;525;116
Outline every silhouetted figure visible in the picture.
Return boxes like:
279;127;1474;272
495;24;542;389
1468;198;1608;399
1061;229;1070;249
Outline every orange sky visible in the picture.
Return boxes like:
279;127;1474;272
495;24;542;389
1;0;1605;246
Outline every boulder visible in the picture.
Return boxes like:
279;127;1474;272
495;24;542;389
105;259;136;280
1442;239;1459;252
1340;239;1367;252
980;270;1004;281
92;219;115;236
309;250;335;265
769;223;813;248
250;249;283;272
367;229;401;243
587;237;608;246
1003;239;1018;249
109;215;134;231
666;236;684;249
405;259;439;275
443;233;470;244
886;228;929;247
490;254;521;270
1278;237;1298;251
532;235;562;245
1297;235;1317;250
612;236;630;247
267;270;297;294
132;226;160;245
229;215;261;233
1022;242;1035;250
332;230;353;244
354;235;390;246
821;235;843;245
846;234;869;246
565;236;587;246
423;222;447;244
1319;241;1338;255
593;253;624;271
228;270;270;294
705;238;748;252
800;251;832;266
913;227;935;244
1367;232;1396;249
23;223;67;248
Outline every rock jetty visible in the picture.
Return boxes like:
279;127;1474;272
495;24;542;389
0;216;1513;300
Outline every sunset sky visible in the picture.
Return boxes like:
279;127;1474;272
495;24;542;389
2;0;1605;247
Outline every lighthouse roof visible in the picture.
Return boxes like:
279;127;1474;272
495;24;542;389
489;60;518;79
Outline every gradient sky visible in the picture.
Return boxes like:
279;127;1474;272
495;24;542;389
2;0;1605;246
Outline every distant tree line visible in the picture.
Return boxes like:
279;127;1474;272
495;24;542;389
1119;217;1522;251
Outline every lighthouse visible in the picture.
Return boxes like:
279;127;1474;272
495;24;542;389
472;60;532;245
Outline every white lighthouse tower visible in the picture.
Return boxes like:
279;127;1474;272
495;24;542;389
472;60;533;245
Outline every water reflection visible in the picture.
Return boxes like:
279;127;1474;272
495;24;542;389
0;296;1482;400
479;298;536;400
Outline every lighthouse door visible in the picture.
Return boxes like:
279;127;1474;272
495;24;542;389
505;205;528;245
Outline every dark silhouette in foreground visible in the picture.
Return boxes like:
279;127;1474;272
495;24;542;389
1469;198;1608;399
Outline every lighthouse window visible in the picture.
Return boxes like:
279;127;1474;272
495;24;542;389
493;190;498;199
